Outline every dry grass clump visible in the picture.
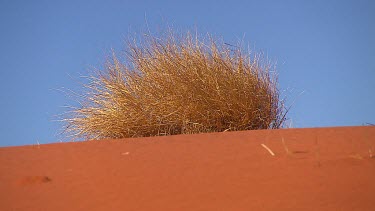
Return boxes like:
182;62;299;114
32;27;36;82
63;31;287;140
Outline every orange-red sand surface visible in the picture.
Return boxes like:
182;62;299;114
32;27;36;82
1;126;374;210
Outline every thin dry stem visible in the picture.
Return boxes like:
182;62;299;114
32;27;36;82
62;31;287;140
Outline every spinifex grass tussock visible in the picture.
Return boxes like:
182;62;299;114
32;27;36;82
63;31;287;140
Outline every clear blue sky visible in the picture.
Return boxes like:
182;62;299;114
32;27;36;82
0;0;374;146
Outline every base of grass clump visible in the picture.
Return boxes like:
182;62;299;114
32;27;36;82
63;30;287;140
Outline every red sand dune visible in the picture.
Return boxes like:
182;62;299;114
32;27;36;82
1;126;374;210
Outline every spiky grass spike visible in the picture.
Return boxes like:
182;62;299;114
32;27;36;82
62;30;287;140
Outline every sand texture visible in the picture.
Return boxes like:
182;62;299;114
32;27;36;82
1;126;374;210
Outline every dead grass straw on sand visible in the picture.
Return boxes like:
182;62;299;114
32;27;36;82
62;31;287;140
